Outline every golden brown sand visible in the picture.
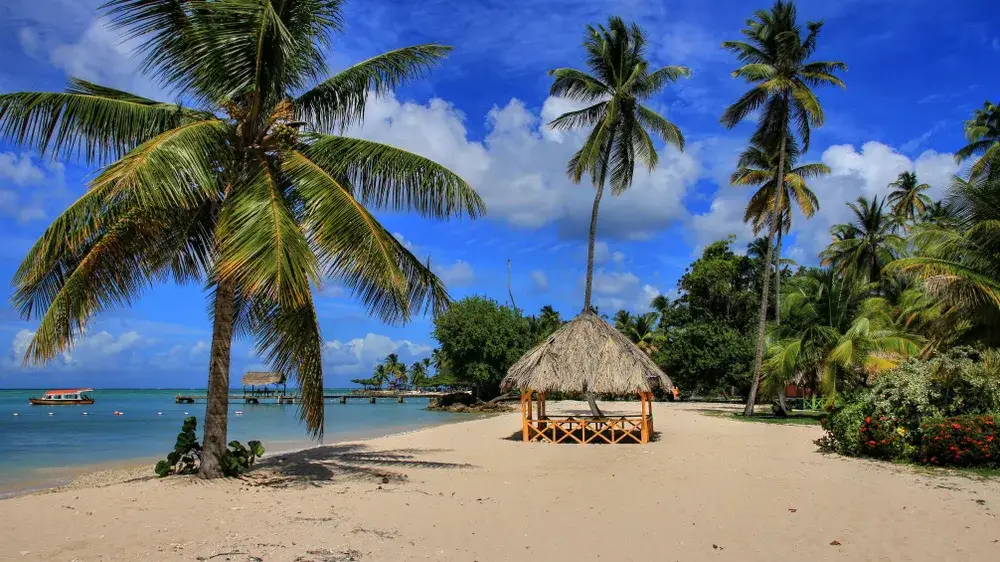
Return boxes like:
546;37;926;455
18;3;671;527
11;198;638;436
2;401;999;561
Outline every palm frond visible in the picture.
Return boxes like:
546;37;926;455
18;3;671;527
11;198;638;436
297;44;452;132
299;134;483;219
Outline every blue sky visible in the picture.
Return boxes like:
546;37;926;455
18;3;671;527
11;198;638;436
1;0;997;388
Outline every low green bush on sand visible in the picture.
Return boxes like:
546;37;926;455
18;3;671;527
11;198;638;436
155;416;264;477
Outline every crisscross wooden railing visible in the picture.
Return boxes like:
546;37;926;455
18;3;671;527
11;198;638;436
519;390;654;444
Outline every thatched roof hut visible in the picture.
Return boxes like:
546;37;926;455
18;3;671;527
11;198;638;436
503;311;673;394
241;371;286;386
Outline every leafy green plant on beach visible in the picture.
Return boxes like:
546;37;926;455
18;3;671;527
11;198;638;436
155;416;202;477
220;440;266;476
155;417;264;477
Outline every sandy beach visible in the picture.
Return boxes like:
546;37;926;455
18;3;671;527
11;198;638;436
2;401;999;561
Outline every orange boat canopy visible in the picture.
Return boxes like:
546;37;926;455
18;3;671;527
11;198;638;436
43;388;93;395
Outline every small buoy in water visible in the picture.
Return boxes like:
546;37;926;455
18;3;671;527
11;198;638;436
183;412;189;415
157;412;163;416
235;411;244;416
113;410;124;416
48;412;54;416
12;412;19;416
82;412;89;416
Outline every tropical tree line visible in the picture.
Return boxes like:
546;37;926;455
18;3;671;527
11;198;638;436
349;354;452;391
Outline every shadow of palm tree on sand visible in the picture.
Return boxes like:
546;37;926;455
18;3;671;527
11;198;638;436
246;444;475;488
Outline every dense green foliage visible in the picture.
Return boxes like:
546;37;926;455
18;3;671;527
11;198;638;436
431;297;535;399
818;349;1000;464
653;238;762;396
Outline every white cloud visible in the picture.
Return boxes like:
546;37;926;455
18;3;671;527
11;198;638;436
4;328;147;369
637;285;662;311
350;93;700;239
686;141;959;263
322;333;432;377
592;241;627;266
0;152;63;222
392;232;415;250
530;270;549;291
434;259;475;286
45;18;161;99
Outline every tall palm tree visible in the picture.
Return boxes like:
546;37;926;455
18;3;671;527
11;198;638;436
372;364;390;390
384;353;407;387
721;0;846;415
732;136;827;323
820;196;904;283
2;1;483;477
955;100;1000;181
548;16;689;416
887;171;932;223
409;360;428;389
888;173;1000;346
766;270;919;402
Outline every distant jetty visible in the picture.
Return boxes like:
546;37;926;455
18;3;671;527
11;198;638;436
173;391;461;405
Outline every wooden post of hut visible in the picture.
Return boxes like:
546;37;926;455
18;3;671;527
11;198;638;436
501;311;673;445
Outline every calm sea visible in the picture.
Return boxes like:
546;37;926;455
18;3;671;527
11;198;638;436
0;389;464;495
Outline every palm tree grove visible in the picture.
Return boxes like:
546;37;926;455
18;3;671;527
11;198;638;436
2;1;1000;559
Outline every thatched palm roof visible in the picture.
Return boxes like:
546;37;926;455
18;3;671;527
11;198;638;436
241;371;286;386
503;311;673;394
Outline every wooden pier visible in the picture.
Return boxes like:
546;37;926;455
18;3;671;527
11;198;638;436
174;392;456;404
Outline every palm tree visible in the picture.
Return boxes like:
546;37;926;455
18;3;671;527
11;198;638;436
547;16;689;417
721;0;846;415
766;270;919;403
384;353;407;388
955;100;1000;181
613;309;635;332
650;294;670;327
732;136;827;323
919;200;958;226
888;174;1000;345
2;1;483;478
627;312;661;355
820;196;904;283
887;171;932;223
539;305;561;328
409;360;428;390
372;364;390;390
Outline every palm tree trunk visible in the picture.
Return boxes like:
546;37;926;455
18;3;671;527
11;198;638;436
774;227;783;325
743;132;787;417
772;227;790;416
582;176;606;418
200;279;236;479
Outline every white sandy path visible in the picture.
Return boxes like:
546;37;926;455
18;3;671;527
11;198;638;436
2;401;999;562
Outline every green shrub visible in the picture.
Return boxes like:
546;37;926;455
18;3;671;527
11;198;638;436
817;348;1000;465
817;402;865;456
155;416;202;477
220;440;265;476
155;417;264;477
919;415;999;467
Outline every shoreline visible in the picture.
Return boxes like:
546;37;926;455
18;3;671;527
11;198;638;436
4;401;1000;561
0;411;491;500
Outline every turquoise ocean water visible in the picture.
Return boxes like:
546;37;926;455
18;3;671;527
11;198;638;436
0;389;463;495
